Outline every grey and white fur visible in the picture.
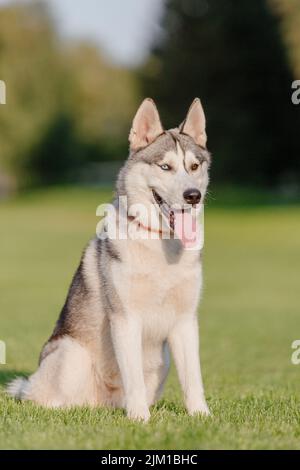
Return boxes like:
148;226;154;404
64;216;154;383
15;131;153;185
8;98;211;421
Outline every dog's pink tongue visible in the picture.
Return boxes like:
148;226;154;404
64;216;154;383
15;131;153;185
173;211;199;249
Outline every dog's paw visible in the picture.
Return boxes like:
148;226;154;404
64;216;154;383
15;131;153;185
187;401;211;417
127;404;150;422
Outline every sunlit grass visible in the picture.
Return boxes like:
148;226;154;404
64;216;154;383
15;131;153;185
0;186;299;449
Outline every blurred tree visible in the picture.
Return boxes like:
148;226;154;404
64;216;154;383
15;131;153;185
271;0;300;77
0;1;67;188
140;0;300;186
65;43;138;161
0;1;138;191
28;113;80;185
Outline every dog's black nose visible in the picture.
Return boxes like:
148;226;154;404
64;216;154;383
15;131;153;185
183;188;201;205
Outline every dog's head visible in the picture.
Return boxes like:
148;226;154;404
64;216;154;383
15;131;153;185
117;98;211;240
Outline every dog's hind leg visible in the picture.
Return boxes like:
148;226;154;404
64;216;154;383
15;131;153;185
8;336;98;407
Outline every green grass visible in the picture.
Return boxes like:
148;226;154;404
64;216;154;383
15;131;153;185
0;186;300;449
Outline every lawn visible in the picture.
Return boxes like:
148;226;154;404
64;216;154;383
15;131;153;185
0;186;299;449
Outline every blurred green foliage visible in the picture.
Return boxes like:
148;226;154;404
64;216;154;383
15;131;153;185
140;0;300;187
1;0;300;192
273;0;300;77
0;1;138;189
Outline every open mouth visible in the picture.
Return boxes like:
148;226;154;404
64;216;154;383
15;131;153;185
152;189;194;232
152;189;175;230
152;189;201;248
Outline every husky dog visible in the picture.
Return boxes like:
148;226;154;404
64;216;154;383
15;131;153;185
8;98;211;421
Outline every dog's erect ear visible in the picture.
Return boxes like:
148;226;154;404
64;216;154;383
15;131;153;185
180;98;207;147
129;98;164;151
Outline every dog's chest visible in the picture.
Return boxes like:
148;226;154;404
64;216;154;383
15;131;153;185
112;240;201;339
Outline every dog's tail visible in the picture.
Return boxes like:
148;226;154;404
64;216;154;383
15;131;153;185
7;377;28;400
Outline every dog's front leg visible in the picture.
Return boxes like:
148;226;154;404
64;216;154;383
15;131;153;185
110;315;150;422
168;315;210;416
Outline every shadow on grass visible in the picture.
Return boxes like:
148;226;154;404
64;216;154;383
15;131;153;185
0;369;29;387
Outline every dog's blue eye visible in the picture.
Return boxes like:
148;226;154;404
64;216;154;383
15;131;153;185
160;164;171;171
